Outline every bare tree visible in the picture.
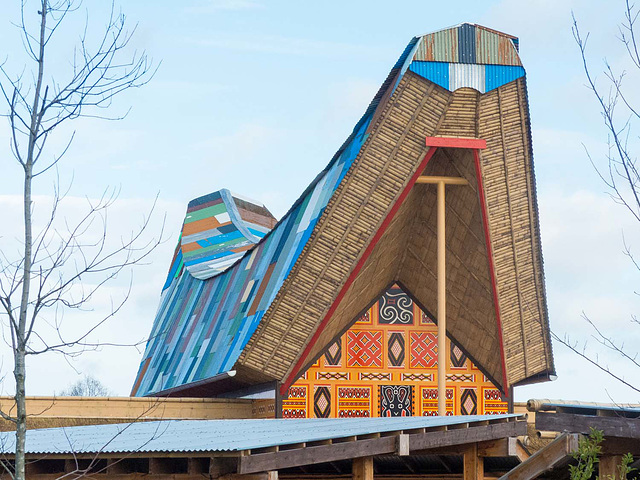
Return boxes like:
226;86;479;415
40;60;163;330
0;1;159;479
59;375;110;397
556;1;640;395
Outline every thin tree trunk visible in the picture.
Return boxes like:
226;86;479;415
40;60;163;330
14;3;47;479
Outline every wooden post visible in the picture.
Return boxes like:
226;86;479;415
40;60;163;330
464;444;484;480
353;456;374;480
600;455;625;480
437;179;446;417
416;175;469;417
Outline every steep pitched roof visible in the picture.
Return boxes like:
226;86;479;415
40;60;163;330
132;23;554;397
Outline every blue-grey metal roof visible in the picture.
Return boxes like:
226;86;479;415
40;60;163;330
0;415;521;455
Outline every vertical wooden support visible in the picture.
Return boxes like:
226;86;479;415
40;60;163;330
464;444;484;480
275;381;283;419
437;179;447;417
353;456;374;480
600;455;625;480
417;174;469;416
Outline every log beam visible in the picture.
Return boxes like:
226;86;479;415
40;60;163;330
536;412;640;439
498;433;579;480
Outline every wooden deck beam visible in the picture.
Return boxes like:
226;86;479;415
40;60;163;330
498;433;579;480
537;412;640;439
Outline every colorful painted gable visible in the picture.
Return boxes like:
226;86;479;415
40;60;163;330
284;285;508;418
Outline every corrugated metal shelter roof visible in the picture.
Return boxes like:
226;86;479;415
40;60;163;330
0;415;520;455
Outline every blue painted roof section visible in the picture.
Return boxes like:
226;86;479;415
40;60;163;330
132;38;418;397
0;415;521;454
133;24;529;397
409;62;525;93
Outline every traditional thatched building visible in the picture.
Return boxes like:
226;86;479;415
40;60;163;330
132;23;555;419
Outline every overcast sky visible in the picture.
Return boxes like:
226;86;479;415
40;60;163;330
1;0;639;403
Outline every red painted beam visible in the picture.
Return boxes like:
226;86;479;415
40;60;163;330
425;136;487;149
280;146;439;396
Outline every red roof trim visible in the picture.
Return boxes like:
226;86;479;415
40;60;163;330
281;146;439;395
425;137;487;149
472;148;509;394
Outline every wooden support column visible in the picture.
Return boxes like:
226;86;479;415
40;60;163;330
600;455;625;480
464;444;484;480
437;179;446;416
353;456;374;480
417;174;469;416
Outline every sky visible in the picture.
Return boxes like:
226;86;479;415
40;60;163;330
0;0;639;404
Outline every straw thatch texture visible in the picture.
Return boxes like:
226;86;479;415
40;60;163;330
238;73;450;377
477;78;553;385
399;147;502;386
238;72;554;391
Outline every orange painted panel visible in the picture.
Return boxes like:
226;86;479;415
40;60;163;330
283;284;508;418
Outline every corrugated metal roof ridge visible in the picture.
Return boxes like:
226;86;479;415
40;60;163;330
1;415;523;455
417;23;517;41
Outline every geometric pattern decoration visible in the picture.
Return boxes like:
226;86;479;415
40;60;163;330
420;387;455;416
482;387;508;415
316;372;348;381
409;332;438;368
450;344;468;369
378;286;414;324
347;331;383;368
402;373;434;382
447;373;475;382
355;311;372;325
379;385;413;417
313;386;331;418
420;311;435;325
388;332;405;367
324;341;342;366
358;372;392;381
460;388;478;415
287;284;509;418
282;386;307;418
337;386;372;417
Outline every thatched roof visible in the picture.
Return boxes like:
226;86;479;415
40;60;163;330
132;23;554;398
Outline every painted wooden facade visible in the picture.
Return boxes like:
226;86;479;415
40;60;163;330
284;284;507;418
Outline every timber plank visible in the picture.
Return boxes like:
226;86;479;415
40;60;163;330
536;412;640;439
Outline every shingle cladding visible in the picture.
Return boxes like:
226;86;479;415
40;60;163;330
132;23;553;397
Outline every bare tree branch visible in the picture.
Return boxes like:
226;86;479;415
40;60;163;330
0;1;158;479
